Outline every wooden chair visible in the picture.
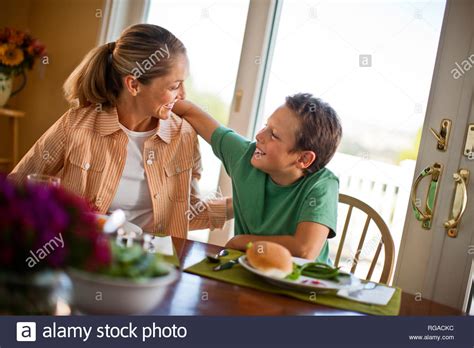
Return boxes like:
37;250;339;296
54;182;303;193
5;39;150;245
335;193;395;284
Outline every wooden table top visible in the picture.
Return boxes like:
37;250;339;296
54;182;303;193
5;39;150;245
150;237;465;316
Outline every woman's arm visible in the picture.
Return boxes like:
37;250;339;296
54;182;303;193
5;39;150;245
188;136;233;230
172;100;220;144
225;222;330;260
8;110;69;184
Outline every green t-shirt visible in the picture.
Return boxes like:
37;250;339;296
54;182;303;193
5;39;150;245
211;126;339;264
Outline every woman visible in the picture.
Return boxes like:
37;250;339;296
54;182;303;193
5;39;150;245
9;24;232;238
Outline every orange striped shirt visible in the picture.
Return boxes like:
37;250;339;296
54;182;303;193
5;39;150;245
8;105;228;238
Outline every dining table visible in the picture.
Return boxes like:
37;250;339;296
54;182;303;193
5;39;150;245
149;237;465;316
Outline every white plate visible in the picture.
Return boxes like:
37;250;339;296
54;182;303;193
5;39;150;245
95;214;143;236
238;255;361;293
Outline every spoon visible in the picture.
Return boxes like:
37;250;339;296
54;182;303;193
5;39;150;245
206;249;229;263
103;209;126;234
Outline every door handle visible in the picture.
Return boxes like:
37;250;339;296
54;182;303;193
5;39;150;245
234;89;243;112
429;119;451;151
444;169;469;238
411;162;443;229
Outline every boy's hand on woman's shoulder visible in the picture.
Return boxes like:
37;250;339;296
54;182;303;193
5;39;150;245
171;99;221;144
172;99;195;117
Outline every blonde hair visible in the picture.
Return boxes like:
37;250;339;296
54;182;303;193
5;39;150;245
63;24;186;107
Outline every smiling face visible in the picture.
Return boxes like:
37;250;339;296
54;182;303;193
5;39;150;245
135;54;189;120
251;105;315;185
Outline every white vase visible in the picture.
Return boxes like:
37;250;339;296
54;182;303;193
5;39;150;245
0;72;13;107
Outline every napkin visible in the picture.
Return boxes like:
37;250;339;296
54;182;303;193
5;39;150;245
337;282;396;306
144;235;174;256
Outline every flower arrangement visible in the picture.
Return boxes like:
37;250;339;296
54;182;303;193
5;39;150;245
0;176;176;314
0;27;46;76
0;175;111;274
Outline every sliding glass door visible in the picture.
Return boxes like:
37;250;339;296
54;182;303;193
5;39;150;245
222;0;473;311
136;0;473;311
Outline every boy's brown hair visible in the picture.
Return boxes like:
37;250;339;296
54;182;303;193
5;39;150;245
285;93;342;174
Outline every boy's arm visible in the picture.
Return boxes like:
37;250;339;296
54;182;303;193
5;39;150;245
173;99;251;177
225;222;330;260
172;100;220;144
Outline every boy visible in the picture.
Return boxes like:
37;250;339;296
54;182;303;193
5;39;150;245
172;93;342;262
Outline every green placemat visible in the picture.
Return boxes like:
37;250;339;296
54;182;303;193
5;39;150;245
184;249;401;316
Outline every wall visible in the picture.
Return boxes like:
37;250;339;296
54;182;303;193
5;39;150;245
0;0;105;172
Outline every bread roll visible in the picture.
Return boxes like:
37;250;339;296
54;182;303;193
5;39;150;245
246;241;293;279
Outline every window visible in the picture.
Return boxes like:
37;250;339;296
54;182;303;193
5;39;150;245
255;0;446;280
147;0;250;241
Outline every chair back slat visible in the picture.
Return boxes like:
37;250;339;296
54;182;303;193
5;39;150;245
366;240;383;281
338;194;395;284
350;215;371;274
335;205;353;267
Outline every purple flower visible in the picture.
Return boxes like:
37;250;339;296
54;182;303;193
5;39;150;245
0;175;111;273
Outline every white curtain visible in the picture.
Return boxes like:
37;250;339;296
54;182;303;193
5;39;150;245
97;0;150;45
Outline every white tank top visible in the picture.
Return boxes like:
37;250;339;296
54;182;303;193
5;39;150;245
109;123;156;231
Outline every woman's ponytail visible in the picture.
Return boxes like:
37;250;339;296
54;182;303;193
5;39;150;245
63;43;119;107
